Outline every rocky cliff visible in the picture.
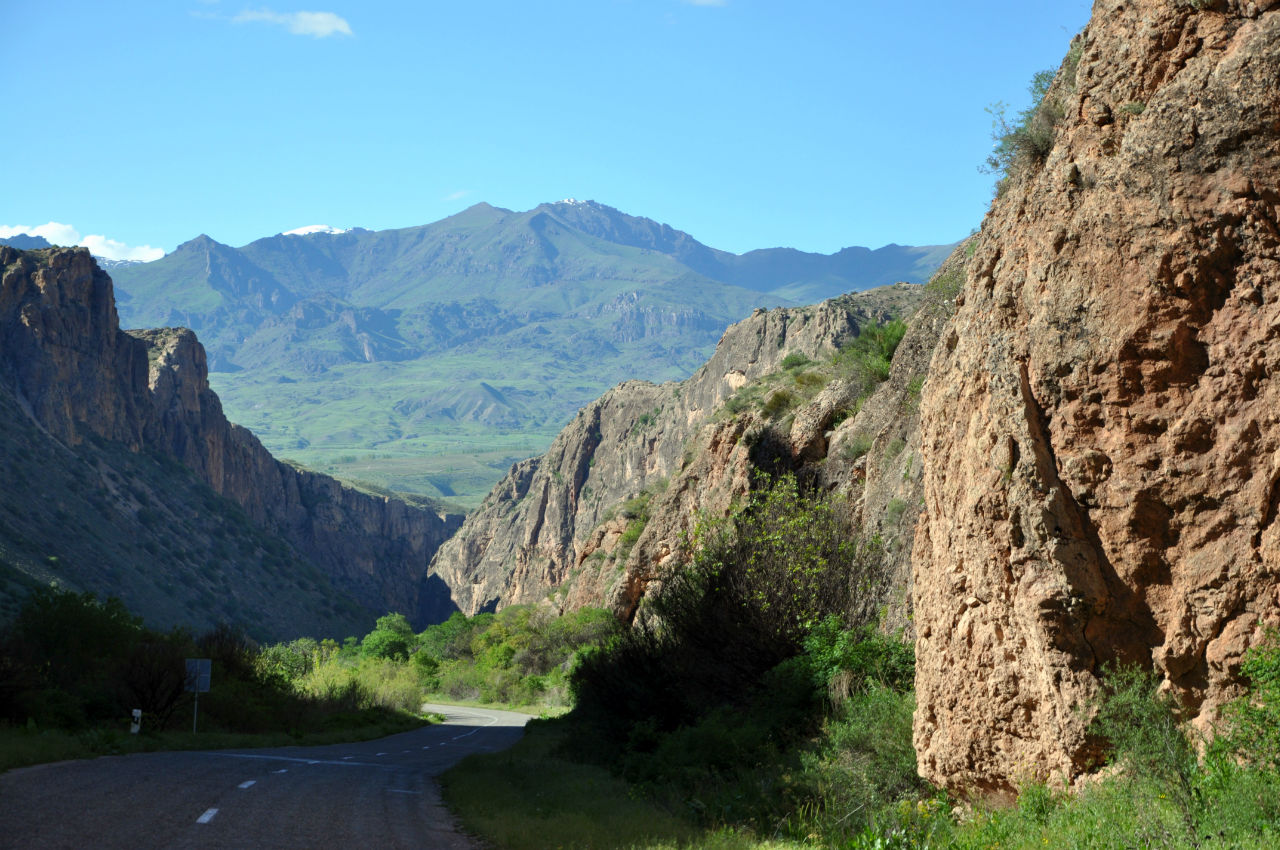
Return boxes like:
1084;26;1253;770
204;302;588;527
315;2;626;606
912;0;1280;796
0;246;462;631
428;293;898;614
428;270;951;621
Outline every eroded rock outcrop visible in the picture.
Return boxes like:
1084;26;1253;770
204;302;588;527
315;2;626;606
428;295;904;615
0;246;462;626
912;0;1280;796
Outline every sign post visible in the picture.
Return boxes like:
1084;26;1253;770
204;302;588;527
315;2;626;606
185;658;212;733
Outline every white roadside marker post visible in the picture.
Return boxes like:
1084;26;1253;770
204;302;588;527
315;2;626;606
130;708;141;735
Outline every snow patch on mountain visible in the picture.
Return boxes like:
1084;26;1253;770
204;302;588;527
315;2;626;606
283;225;350;236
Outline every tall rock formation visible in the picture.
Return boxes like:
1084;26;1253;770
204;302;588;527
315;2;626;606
428;268;951;623
912;0;1280;796
0;246;461;631
428;294;906;615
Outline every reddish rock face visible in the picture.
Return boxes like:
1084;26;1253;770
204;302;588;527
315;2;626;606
913;0;1280;796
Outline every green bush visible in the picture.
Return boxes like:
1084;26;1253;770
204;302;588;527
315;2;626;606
833;319;906;388
842;433;874;461
780;352;810;370
1089;663;1199;843
0;586;144;728
1218;629;1280;769
984;68;1063;183
792;686;928;844
573;473;887;744
802;616;912;702
360;612;414;661
762;388;797;419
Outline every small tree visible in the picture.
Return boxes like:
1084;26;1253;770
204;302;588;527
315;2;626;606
361;613;415;661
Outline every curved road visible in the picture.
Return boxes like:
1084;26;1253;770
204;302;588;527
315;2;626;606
0;704;530;849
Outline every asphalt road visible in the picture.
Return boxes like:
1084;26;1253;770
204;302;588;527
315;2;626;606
0;703;531;849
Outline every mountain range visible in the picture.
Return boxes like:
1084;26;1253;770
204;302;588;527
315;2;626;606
26;202;955;505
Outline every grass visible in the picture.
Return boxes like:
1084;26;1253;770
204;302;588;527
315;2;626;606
442;639;1280;849
442;719;802;850
444;701;1280;850
211;325;722;508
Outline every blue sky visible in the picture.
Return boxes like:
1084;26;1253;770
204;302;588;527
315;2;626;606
1;1;1092;260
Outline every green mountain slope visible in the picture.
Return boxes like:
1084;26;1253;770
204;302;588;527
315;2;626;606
111;201;954;506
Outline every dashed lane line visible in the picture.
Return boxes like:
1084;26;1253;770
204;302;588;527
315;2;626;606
196;808;218;824
238;780;256;789
206;752;391;769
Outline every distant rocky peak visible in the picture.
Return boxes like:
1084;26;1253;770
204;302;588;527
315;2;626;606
176;233;229;252
0;233;53;250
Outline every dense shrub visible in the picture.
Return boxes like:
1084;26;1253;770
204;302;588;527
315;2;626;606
573;473;889;748
275;604;619;713
984;68;1063;186
1218;628;1280;769
833;319;906;387
780;351;811;370
360;612;414;661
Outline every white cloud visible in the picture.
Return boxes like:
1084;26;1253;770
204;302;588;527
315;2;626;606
0;222;165;262
444;190;470;202
81;235;166;262
234;8;353;37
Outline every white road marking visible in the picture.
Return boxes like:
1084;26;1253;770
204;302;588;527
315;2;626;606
207;753;389;769
196;808;218;824
421;746;430;750
342;756;353;760
376;752;388;756
238;781;256;789
447;708;501;741
272;769;288;774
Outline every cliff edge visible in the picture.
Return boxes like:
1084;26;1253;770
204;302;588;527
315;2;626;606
912;0;1280;795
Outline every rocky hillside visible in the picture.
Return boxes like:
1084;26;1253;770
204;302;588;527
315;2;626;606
912;0;1280;797
428;256;958;622
0;246;462;637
